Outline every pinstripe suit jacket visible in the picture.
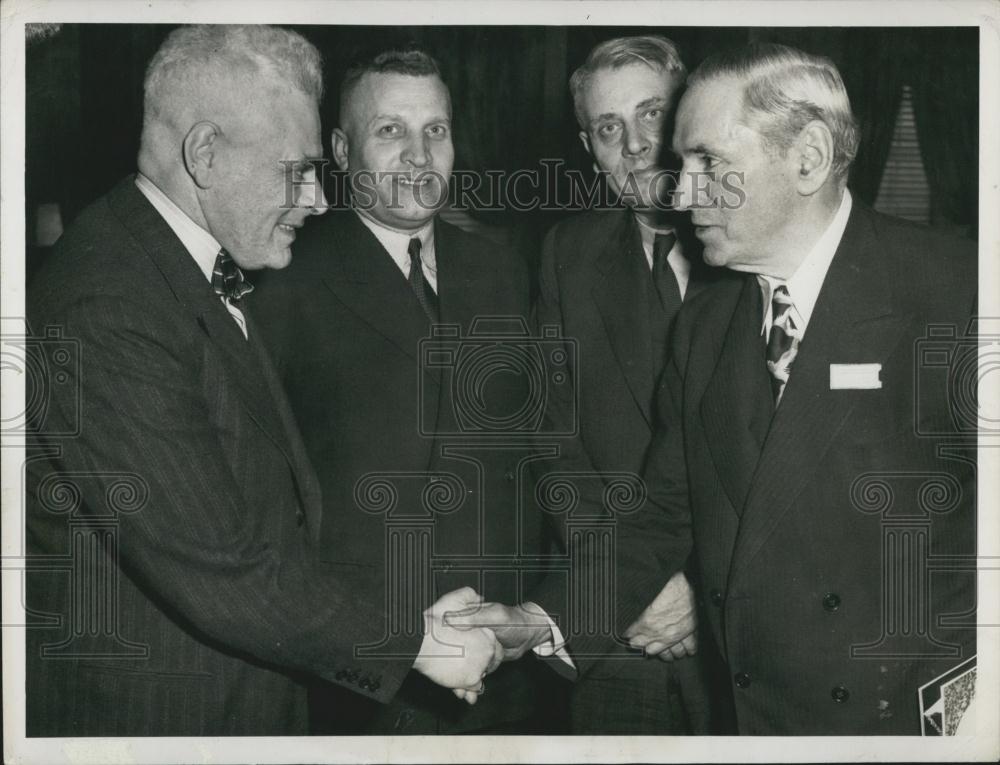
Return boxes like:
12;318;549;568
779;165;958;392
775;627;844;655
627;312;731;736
621;202;977;734
25;177;417;736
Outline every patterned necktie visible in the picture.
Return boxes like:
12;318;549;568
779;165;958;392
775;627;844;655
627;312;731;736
407;237;439;323
766;285;800;404
651;232;682;318
211;248;254;303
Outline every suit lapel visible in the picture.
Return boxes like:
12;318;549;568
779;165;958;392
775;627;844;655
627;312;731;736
730;203;908;581
435;219;482;326
699;275;773;516
319;213;437;373
591;211;657;426
107;178;317;525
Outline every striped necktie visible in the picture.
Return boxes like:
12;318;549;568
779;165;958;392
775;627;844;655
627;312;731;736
765;284;800;404
211;248;254;303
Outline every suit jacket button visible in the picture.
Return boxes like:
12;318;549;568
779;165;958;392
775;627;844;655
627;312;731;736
504;469;515;482
734;672;751;688
831;685;850;703
359;677;371;690
296;510;305;527
823;593;841;612
370;679;381;692
710;588;723;607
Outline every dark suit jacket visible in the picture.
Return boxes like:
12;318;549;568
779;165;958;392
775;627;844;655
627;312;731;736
530;209;714;658
252;210;557;734
529;208;721;732
25;178;416;737
625;201;977;734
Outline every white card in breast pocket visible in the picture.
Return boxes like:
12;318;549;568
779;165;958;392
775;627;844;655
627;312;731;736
829;363;882;390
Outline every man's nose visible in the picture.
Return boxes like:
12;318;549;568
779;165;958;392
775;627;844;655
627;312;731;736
298;172;328;215
622;124;651;158
401;134;431;167
672;168;696;211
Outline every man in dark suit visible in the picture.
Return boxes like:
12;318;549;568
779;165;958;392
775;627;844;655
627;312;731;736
24;26;502;737
252;48;561;734
449;35;722;735
617;42;977;734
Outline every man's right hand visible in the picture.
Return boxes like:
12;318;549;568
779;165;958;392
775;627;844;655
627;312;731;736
412;587;504;704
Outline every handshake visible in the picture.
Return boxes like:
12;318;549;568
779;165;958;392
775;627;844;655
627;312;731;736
412;571;698;705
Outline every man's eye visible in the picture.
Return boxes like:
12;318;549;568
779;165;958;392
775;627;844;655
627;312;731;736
701;156;721;170
642;109;663;121
427;125;449;138
378;124;401;137
598;123;621;138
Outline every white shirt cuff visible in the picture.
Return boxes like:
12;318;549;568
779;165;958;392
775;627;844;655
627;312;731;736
525;602;576;669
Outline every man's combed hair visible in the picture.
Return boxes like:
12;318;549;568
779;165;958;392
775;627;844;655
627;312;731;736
339;48;445;122
569;35;687;128
143;25;324;120
689;43;860;180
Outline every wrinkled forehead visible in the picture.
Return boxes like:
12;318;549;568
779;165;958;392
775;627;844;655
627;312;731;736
673;76;751;150
580;62;681;116
236;84;323;156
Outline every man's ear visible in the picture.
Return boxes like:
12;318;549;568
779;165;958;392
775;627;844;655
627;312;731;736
578;129;592;158
183;122;221;189
331;128;350;172
794;120;835;195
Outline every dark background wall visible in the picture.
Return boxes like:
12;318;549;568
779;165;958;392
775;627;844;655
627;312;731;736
25;24;979;279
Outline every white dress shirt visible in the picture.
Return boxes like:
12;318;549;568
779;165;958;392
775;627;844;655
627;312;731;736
354;209;438;293
134;173;249;339
758;190;853;342
635;215;691;299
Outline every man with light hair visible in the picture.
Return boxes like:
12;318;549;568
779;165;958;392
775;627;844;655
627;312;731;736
449;34;722;734
622;42;976;733
26;25;502;737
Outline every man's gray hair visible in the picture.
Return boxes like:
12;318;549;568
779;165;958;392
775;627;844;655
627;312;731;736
689;43;859;180
569;35;687;128
143;25;323;123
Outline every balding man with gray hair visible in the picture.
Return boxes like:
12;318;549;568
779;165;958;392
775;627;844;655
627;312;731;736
623;42;977;733
25;25;502;737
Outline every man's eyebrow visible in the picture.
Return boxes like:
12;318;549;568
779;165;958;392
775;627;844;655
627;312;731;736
588;112;621;127
635;96;668;110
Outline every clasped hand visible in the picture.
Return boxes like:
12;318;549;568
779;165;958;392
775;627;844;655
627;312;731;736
623;570;698;660
412;587;504;705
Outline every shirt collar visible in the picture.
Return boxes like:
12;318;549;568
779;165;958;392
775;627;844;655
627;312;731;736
134;173;222;283
354;208;435;272
758;189;853;335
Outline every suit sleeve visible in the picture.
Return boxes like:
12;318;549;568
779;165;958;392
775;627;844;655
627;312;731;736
28;293;417;702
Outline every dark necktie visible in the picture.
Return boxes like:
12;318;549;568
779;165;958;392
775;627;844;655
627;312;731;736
765;284;800;404
211;248;254;303
408;237;439;323
651;232;682;320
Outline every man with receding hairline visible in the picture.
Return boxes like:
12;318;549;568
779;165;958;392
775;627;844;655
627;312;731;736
253;47;558;734
25;26;502;737
622;42;976;734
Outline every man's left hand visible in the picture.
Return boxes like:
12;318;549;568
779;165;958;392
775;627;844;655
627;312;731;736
624;571;698;661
